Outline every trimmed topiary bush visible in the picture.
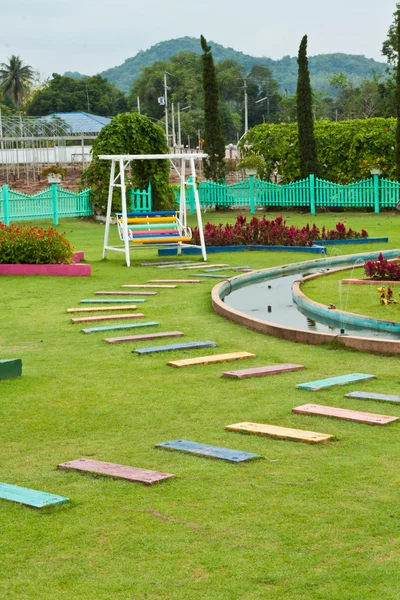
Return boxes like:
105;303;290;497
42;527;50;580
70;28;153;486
0;224;74;264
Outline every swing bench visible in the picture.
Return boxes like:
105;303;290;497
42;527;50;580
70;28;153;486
116;210;192;245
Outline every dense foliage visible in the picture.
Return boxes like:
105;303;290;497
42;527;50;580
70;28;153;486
95;36;387;94
297;36;318;177
81;113;174;214
0;224;74;264
26;74;128;116
241;118;397;183
201;36;226;181
364;252;400;280
191;216;368;247
396;6;400;180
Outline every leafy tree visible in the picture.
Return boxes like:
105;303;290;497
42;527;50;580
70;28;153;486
0;55;33;106
395;6;400;180
81;113;174;214
296;35;318;177
200;36;226;181
382;3;400;64
26;74;128;116
246;65;281;126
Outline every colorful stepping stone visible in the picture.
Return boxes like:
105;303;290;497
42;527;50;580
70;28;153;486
0;359;22;380
134;341;217;355
95;291;157;296
68;305;138;313
156;263;200;269
122;284;177;289
58;458;175;485
104;331;184;344
296;373;376;391
345;391;400;404
204;267;237;272
71;313;144;324
222;364;306;380
192;273;232;279
148;279;202;284
82;321;158;334
0;482;69;508
155;440;261;462
225;422;333;444
80;299;145;304
177;264;229;270
141;261;196;266
292;403;398;425
168;351;256;368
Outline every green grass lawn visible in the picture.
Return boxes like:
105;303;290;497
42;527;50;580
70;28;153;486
1;211;400;600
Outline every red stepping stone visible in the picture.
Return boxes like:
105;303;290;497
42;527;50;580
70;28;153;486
222;363;305;379
71;313;144;323
95;291;157;296
292;403;398;426
58;458;175;485
104;331;184;343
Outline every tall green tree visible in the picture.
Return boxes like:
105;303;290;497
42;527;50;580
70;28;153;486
200;35;226;181
0;55;33;106
296;35;318;177
395;6;400;180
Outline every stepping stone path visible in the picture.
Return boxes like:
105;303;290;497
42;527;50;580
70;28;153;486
82;322;158;334
345;391;400;404
0;482;69;508
225;422;333;444
68;305;138;313
292;403;398;425
148;279;201;284
122;284;177;289
296;373;376;391
0;359;22;380
71;313;144;324
155;440;261;462
134;341;217;355
176;264;229;270
222;364;305;379
95;291;157;296
80;299;145;304
58;458;175;486
104;331;184;344
192;273;231;279
168;351;256;368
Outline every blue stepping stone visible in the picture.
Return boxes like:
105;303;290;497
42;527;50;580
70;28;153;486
82;322;159;334
155;440;261;462
0;482;69;508
192;273;232;279
134;341;217;355
296;373;376;391
345;391;400;404
80;299;145;304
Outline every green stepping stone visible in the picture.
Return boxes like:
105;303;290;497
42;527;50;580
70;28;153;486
0;359;22;380
296;373;376;391
0;482;69;508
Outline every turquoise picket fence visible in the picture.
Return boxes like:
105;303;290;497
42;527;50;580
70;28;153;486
130;181;152;211
0;184;92;226
181;174;400;215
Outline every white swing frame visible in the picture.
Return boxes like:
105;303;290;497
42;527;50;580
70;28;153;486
100;154;208;267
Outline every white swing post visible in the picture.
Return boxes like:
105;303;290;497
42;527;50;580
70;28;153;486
190;156;207;261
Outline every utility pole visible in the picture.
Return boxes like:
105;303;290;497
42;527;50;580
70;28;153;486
244;78;248;133
137;96;141;114
171;102;176;150
177;102;181;148
164;71;170;146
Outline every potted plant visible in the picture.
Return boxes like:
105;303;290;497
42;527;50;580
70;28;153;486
40;165;68;184
237;155;265;177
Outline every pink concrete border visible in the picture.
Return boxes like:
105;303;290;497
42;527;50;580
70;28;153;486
342;278;400;285
72;251;85;263
0;263;91;276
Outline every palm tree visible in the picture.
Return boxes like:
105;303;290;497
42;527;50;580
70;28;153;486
0;55;33;106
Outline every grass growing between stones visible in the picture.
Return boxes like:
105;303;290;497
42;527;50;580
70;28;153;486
1;212;400;600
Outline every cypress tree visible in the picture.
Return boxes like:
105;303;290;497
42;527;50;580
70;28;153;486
200;35;226;181
395;7;400;180
296;35;318;178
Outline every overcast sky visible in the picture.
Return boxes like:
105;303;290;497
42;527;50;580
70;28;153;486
1;0;396;78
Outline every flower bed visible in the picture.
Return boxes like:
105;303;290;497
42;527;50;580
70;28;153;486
191;216;368;247
364;253;400;281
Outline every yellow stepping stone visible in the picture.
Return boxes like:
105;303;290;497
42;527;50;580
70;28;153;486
225;422;333;444
168;352;255;368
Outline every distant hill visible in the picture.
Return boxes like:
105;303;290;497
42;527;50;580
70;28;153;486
93;37;388;94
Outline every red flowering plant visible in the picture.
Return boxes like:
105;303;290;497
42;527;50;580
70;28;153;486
0;223;74;264
191;216;368;247
364;252;400;281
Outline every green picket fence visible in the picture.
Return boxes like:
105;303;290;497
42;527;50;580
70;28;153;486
131;181;152;211
183;174;400;214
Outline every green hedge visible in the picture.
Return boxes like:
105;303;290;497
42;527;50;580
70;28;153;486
241;118;396;184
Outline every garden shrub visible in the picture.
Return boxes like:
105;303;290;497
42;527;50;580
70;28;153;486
364;252;400;280
0;224;74;264
191;216;368;247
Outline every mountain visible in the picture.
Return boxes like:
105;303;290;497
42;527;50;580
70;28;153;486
67;37;389;94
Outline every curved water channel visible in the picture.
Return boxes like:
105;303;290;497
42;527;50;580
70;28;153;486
224;259;400;342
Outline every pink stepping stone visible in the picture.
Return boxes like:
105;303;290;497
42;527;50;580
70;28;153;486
71;313;144;323
58;458;175;485
104;331;184;343
222;364;305;379
292;403;398;425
